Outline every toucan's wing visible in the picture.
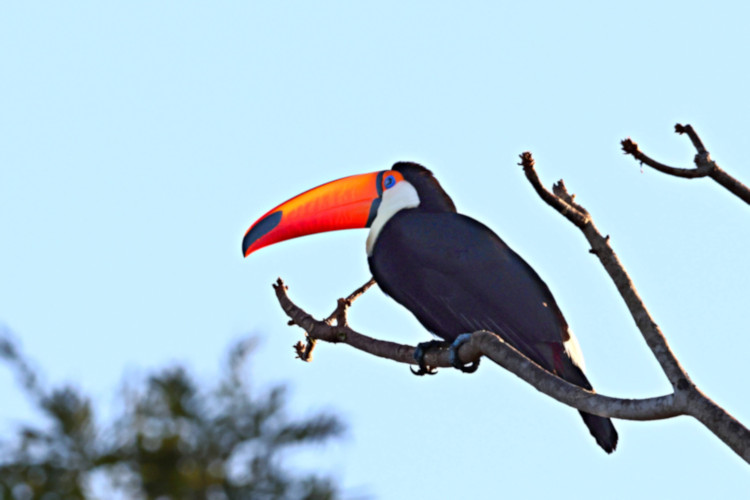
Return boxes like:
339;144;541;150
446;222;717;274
369;211;572;370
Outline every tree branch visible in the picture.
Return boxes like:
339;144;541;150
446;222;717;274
519;152;589;229
621;123;750;204
686;388;750;463
519;151;750;463
519;152;690;390
274;278;682;421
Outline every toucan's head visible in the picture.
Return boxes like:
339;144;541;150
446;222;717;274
242;162;455;257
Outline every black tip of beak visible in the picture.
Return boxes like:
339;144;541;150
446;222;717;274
242;211;283;257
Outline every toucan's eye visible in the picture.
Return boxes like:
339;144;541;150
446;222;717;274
384;175;396;189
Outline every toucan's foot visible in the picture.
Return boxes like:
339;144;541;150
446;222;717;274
449;334;480;373
410;365;437;376
410;340;450;376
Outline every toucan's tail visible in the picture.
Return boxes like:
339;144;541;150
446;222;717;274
579;410;618;454
559;355;619;453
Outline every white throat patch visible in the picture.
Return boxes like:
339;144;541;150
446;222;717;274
366;181;420;255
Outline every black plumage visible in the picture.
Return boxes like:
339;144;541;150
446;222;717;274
368;162;618;453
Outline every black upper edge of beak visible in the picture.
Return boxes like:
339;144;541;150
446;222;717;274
242;210;282;256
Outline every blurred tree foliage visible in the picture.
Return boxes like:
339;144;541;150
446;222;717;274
0;335;344;500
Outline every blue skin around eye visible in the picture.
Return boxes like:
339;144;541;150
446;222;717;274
384;175;395;189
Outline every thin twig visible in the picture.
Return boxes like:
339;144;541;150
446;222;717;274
620;138;709;178
674;123;707;154
622;123;750;204
519;152;589;228
324;277;377;325
290;277;376;362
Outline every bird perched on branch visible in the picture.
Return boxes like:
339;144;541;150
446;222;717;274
242;161;618;453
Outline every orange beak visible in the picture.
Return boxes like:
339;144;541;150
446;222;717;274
242;170;404;257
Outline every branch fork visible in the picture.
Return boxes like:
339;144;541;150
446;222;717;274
621;123;750;204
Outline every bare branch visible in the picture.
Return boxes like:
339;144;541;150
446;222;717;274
521;153;690;389
622;124;750;204
273;278;683;422
686;388;750;463
674;123;707;154
519;152;589;228
290;278;376;362
620;137;708;178
275;278;439;366
324;277;376;326
521;152;750;464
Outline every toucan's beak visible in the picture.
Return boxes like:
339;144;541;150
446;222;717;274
242;170;404;257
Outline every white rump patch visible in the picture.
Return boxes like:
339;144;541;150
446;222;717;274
564;331;587;372
366;181;420;255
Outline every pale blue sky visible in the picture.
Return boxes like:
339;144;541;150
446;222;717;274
2;2;749;498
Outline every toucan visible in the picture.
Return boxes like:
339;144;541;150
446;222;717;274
242;162;618;453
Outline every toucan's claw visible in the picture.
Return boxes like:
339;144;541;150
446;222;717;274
449;333;480;373
410;364;437;376
453;358;480;373
411;340;450;376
